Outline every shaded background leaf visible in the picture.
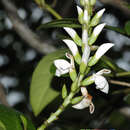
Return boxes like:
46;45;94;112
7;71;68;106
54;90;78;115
0;104;35;130
30;49;68;116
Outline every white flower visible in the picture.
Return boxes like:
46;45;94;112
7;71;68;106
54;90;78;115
95;43;114;59
54;53;75;77
54;59;71;77
63;39;79;56
93;23;106;36
93;74;109;94
77;6;83;16
93;69;111;94
72;87;95;114
97;8;105;17
64;27;76;39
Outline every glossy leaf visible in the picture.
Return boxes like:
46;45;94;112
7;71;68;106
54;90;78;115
0;104;35;130
38;18;81;29
30;49;68;116
38;18;129;38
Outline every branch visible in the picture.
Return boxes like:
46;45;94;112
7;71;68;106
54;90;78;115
0;83;9;106
1;0;57;54
109;79;130;87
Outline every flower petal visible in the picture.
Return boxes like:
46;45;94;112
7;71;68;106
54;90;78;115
89;102;95;114
97;8;105;17
54;59;71;70
94;74;109;94
63;39;78;56
63;27;82;46
93;23;106;36
77;6;83;16
95;43;114;59
54;59;71;76
81;87;88;97
72;98;90;109
96;69;111;75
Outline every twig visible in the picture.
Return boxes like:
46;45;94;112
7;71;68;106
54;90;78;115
1;0;57;54
0;83;9;106
116;72;130;77
109;79;130;87
99;0;130;17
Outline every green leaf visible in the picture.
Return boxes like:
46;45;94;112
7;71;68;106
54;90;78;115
20;115;27;130
106;25;125;34
0;104;35;130
30;49;68;116
38;18;81;29
0;120;6;130
125;21;130;35
38;18;130;38
96;56;124;73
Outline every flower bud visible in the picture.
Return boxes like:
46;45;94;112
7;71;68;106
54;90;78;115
80;44;90;74
81;75;94;86
83;9;90;24
88;43;114;66
77;6;83;24
62;84;68;99
88;23;106;45
64;27;82;46
71;96;83;104
90;0;96;6
90;8;105;27
80;0;89;6
63;39;81;64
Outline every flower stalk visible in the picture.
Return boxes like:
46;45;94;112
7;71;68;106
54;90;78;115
37;0;114;129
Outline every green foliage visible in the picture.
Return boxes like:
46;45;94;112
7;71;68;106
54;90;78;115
38;18;130;38
125;21;130;36
62;84;68;99
30;49;68;116
20;115;27;130
38;18;81;29
0;104;35;130
0;120;6;130
96;56;124;73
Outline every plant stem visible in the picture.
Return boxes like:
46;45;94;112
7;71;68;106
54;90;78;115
116;71;130;77
37;92;75;130
44;3;62;19
35;0;62;19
